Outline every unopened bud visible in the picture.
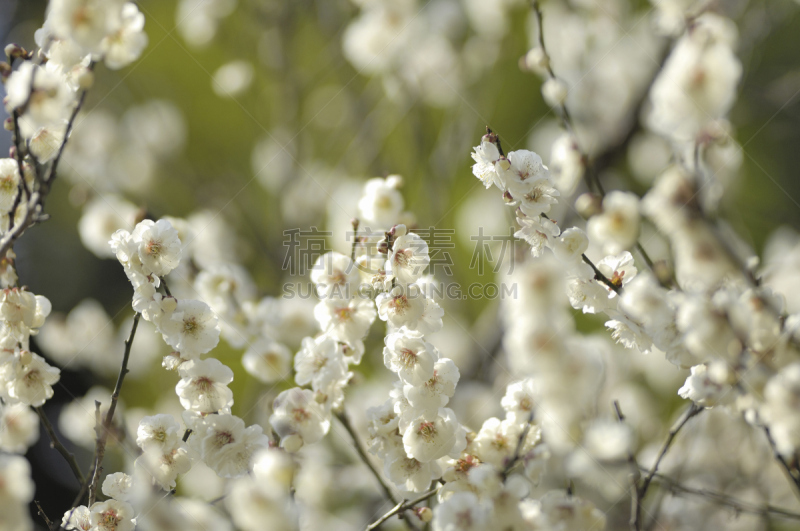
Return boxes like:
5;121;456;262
575;193;603;219
161;296;178;314
351;218;360;232
482;131;499;145
522;47;549;74
4;44;29;60
542;78;568;107
392;224;407;237
75;67;94;90
378;240;389;254
503;190;515;204
281;434;304;453
417;507;433;522
496;157;511;172
3;118;13;131
653;260;673;287
19;350;32;366
386;174;404;189
0;62;10;77
8;146;16;159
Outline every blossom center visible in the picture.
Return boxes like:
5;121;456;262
417;421;437;442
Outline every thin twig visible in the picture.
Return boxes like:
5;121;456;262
34;406;85;486
501;412;534;480
334;410;421;531
34;500;54;531
335;410;398;504
614;401;643;531
87;312;141;505
582;253;621;294
644;469;800;521
640;403;703;500
44;72;92;187
763;426;800;498
366;488;439;531
530;0;599;194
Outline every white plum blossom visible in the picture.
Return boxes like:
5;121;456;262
501;379;536;424
131;219;182;277
314;298;377;343
242;339;292;383
270;388;331;451
471;138;503;189
0;160;20;213
514;214;560;257
383;331;438;385
552;227;588;264
176;358;234;413
386;230;430;285
101;472;133;502
403;358;459;414
385;448;443;493
311;252;359;299
136;414;182;453
0;403;39;453
194;413;269;478
402;407;465;463
376;286;444;334
293;335;348;390
358;176;405;229
432;492;491;531
495;150;550;200
0;352;60;406
587;191;641;254
62;506;92;531
88;499;135;531
101;2;148;70
158;299;220;358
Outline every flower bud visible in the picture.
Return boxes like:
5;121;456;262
417;507;433;522
542;78;568;107
503;190;515;204
495;157;510;172
522;47;549;74
19;350;32;366
3;118;13;131
161;296;178;314
575;193;603;219
4;44;29;60
386;174;404;189
75;67;94;90
281;434;304;453
378;240;389;254
391;224;407;238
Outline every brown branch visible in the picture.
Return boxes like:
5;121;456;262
44;65;93;188
530;0;599;194
366;488;439;531
644;469;800;521
334;410;421;531
87;312;141;505
501;412;534;480
614;401;643;531
582;253;621;294
640;403;703;500
335;410;398;503
34;406;85;486
763;426;800;499
34;500;55;531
